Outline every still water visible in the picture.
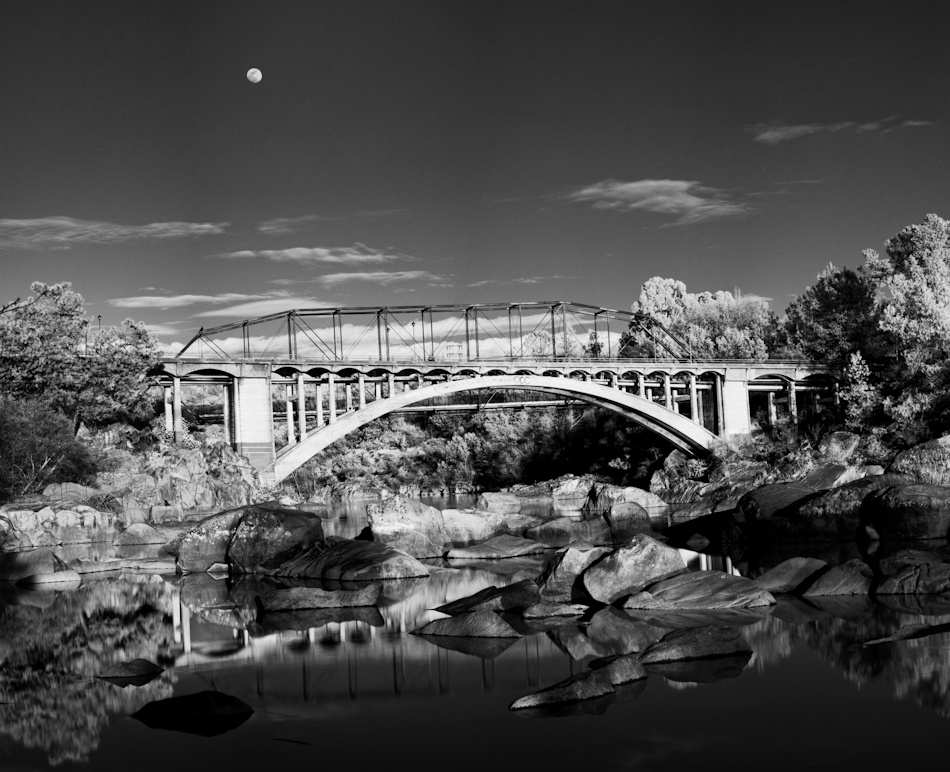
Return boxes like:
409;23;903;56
2;499;949;771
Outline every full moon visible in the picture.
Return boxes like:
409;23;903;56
246;68;262;83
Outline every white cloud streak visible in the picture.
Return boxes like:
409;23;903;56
0;216;227;248
211;243;415;266
316;270;447;287
258;210;405;235
565;179;748;225
750;116;933;144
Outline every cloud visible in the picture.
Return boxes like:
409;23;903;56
258;210;405;235
196;296;332;317
316;270;447;287
0;216;227;249
469;275;572;287
565;179;747;225
108;292;281;310
750;116;933;144
211;243;415;265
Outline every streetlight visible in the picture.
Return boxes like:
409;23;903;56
411;321;417;360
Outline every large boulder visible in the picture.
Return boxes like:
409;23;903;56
509;669;615;711
0;504;120;547
274;537;429;581
536;545;611;603
638;625;752;664
256;583;381;611
752;557;828;593
604;502;653;543
441;508;505;545
551;474;598;509
525;515;613;548
865;484;950;540
581;533;687;604
412;610;523;638
0;549;70;582
162;508;247;572
227;506;325;573
623;571;775;610
435;579;541;615
113;522;166;546
875;552;950;595
798;463;863;491
801;559;873;596
475;492;522;515
888;435;950;486
366;495;452;558
737;482;820;522
818;431;861;463
586;483;671;518
446;534;547;560
41;482;99;502
782;476;902;541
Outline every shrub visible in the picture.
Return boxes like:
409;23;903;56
0;397;97;502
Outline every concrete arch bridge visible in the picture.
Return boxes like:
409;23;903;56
156;301;839;483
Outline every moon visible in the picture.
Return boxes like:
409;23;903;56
246;68;262;84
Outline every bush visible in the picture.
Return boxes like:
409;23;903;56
0;397;97;502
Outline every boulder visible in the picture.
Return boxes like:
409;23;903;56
435;579;541;615
113;523;166;546
41;482;98;502
604;502;653;543
523;601;588;619
97;658;164;688
0;504;120;547
274;537;430;581
441;508;505;545
888;435;950;486
584;606;666;655
876;556;950;595
588;652;649;685
865;484;950;540
412;610;523;638
163;508;246;572
586;483;671;518
623;571;775;610
752;557;828;593
475;492;522;515
446;534;546;560
536;545;611;603
581;533;687;604
801;559;873;596
366;495;452;558
638;625;752;664
525;515;613;548
0;549;69;582
255;583;381;612
818;431;861;463
798;463;863;491
737;482;820;522
551;474;597;509
782;476;899;541
227;506;325;573
509;669;615;711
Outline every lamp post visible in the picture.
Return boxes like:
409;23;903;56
411;321;417;360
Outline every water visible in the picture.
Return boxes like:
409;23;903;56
2;499;950;770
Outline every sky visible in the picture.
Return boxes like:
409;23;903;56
1;0;948;354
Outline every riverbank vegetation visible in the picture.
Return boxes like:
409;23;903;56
1;214;949;502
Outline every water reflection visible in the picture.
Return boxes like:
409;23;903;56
3;555;950;766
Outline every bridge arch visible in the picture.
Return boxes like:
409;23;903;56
267;374;720;482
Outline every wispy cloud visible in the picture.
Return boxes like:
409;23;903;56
108;291;311;311
210;243;415;266
0;216;227;249
196;296;333;317
565;179;747;225
469;275;572;287
750;116;933;144
316;270;446;287
258;210;405;235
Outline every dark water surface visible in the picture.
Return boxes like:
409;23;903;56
2;499;950;771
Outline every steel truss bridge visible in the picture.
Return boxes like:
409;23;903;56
156;301;839;483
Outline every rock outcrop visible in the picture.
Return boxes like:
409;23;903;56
366;495;452;558
581;534;687;604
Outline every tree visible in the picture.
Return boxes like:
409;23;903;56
621;277;775;359
0;282;162;431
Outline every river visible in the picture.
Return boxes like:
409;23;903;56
1;497;949;770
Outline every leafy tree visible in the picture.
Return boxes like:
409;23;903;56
620;277;775;359
0;282;162;431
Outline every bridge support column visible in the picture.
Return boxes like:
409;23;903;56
297;373;307;440
721;369;752;443
163;385;173;435
374;381;382;401
172;376;183;443
327;373;337;424
688;373;700;424
767;392;778;430
345;382;354;412
358;374;366;409
636;372;645;397
285;385;296;446
233;367;276;474
714;374;724;436
662;374;672;410
222;383;232;445
787;381;798;428
315;381;324;427
387;372;395;398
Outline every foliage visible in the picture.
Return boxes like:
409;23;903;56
0;397;97;500
620;277;776;359
0;282;162;430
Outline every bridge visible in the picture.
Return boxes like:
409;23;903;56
154;301;839;483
